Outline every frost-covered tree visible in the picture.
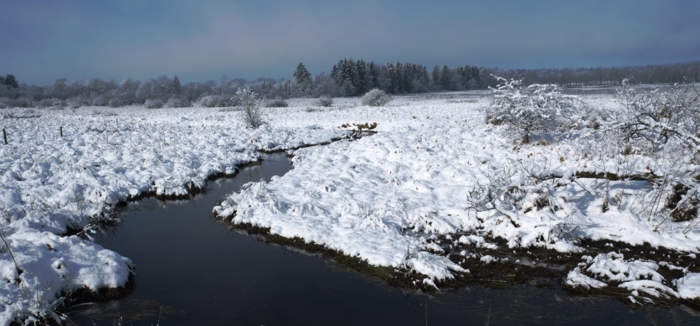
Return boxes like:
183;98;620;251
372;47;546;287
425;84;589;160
317;95;333;107
361;88;391;106
487;76;578;144
234;88;264;128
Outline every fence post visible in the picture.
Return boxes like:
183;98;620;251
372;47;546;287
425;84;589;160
60;126;63;137
2;128;7;145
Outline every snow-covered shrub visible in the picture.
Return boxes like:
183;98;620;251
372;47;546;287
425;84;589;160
234;88;264;128
108;98;123;108
7;97;33;108
612;81;699;224
264;98;288;107
91;94;109;107
66;96;87;109
487;76;578;143
318;95;333;107
195;94;227;108
36;98;64;109
165;97;188;108
144;98;164;109
615;80;699;155
361;88;391;106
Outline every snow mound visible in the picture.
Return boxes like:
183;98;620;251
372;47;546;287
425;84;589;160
564;252;697;304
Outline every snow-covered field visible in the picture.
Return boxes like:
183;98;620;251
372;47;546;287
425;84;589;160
0;106;345;324
1;91;698;323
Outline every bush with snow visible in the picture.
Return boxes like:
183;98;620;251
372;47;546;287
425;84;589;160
611;81;699;224
91;95;109;107
475;80;698;239
36;98;64;109
145;98;164;109
195;94;227;108
234;88;264;128
108;98;123;108
615;80;699;156
487;76;578;143
264;98;288;108
165;97;188;108
317;95;333;107
361;88;391;107
66;97;86;109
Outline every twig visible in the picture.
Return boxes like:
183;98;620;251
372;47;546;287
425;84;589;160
0;228;22;277
602;180;610;213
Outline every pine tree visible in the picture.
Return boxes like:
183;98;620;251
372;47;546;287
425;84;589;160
431;65;441;90
367;62;379;90
4;74;18;89
440;65;452;90
355;60;367;94
173;76;182;95
293;62;313;95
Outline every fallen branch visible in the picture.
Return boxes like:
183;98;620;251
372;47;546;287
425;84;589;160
0;228;22;278
533;171;660;183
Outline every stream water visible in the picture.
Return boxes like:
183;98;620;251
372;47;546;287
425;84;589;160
64;153;699;325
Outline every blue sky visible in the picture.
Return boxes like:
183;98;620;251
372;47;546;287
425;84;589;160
1;0;699;84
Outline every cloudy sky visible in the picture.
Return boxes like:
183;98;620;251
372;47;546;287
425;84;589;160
1;0;698;84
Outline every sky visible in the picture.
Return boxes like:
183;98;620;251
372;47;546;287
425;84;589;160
1;0;699;85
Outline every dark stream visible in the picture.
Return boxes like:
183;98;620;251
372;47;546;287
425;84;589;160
65;153;699;325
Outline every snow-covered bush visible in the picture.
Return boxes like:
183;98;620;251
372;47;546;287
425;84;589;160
144;98;164;109
615;80;699;155
91;94;109;107
36;98;64;109
487;76;578;143
234;88;263;128
612;81;699;223
165;97;188;108
108;98;123;108
6;97;33;108
66;96;86;109
264;98;288;107
318;95;333;107
195;94;227;108
361;88;391;106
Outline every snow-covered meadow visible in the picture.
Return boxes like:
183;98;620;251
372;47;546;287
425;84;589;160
0;105;346;323
1;88;698;323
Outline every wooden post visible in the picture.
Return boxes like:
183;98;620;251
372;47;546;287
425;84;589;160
60;126;63;137
2;128;6;145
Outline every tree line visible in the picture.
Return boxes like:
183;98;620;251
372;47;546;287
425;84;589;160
1;60;698;108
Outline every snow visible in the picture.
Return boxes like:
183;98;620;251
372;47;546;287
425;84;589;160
216;94;697;283
564;270;607;290
458;235;499;250
0;106;346;324
1;90;699;322
675;273;700;300
565;252;686;303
